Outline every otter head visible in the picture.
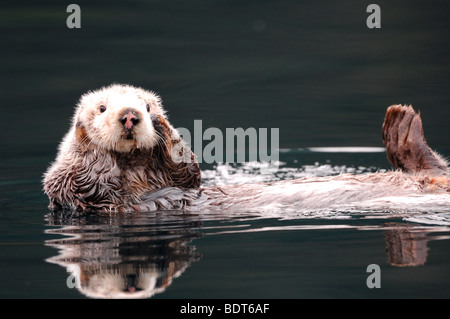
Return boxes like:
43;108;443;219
74;84;167;153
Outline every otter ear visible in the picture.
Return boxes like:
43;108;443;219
75;121;90;145
145;91;166;116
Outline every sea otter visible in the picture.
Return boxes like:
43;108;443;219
43;84;449;214
43;84;201;212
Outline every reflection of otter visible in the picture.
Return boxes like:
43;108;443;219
43;84;449;213
385;223;428;267
45;213;202;298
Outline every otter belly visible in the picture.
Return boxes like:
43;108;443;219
196;171;449;215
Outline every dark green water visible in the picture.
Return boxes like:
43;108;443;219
1;0;449;299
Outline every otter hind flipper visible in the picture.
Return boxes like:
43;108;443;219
382;104;448;176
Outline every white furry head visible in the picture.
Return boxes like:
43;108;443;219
74;84;166;152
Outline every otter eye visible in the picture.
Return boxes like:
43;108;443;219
99;105;106;113
146;104;150;112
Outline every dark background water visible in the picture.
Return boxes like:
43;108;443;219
0;0;449;299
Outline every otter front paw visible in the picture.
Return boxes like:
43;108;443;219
151;113;173;141
151;113;201;188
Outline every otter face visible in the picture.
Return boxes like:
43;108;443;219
74;84;166;152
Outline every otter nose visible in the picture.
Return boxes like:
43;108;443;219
120;110;140;130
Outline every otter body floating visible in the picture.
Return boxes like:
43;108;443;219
43;85;449;214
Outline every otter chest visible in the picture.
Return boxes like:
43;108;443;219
113;151;172;196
